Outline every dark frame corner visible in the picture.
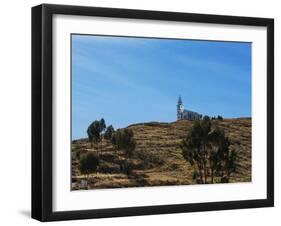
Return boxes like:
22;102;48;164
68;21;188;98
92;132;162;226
32;4;274;222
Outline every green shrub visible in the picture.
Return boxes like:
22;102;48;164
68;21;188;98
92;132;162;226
79;152;99;177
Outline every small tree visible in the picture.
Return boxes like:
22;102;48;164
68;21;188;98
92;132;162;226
104;125;115;140
111;129;136;175
112;129;136;158
79;152;99;185
217;115;223;120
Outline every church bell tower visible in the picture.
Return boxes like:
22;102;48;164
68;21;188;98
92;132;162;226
177;96;184;120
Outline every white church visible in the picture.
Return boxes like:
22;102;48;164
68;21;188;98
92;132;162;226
177;96;202;120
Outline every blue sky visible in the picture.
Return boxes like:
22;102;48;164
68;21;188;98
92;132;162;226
72;34;251;139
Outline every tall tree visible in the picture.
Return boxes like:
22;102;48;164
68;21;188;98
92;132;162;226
180;117;237;184
87;118;106;151
180;117;210;183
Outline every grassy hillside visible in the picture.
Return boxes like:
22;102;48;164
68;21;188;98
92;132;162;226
71;118;251;190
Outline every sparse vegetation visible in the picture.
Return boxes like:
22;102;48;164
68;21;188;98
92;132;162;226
72;118;251;190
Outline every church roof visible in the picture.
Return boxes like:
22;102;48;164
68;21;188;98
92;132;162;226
183;109;200;115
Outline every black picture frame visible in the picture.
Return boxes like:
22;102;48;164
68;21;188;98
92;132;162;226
32;3;274;222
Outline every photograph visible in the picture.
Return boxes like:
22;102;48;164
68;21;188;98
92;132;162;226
30;3;274;221
71;34;252;190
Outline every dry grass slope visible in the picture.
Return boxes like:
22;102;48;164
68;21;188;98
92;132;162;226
72;118;251;190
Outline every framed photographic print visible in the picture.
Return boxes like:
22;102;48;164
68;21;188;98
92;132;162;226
32;4;274;221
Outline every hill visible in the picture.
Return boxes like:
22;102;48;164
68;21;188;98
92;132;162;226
71;118;251;190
